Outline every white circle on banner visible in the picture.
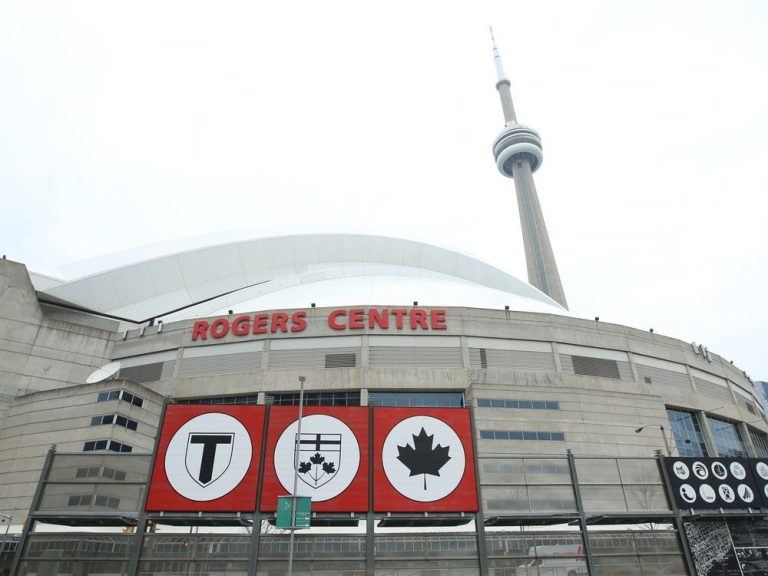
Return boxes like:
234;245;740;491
764;485;768;499
679;484;696;504
274;414;359;502
382;416;465;502
711;461;728;480
737;484;755;503
692;461;708;480
672;461;690;480
718;484;736;503
699;484;716;504
165;413;252;501
756;462;768;480
730;462;746;480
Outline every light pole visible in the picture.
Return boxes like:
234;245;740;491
287;376;306;576
635;425;673;456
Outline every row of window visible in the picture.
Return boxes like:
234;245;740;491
666;407;768;458
67;494;121;509
75;466;128;481
97;389;144;407
83;440;133;453
477;399;559;410
90;414;139;431
480;430;566;442
179;391;464;408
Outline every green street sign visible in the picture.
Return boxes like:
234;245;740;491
276;496;311;529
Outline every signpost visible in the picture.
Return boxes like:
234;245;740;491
276;496;311;529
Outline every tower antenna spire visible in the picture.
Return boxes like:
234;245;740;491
490;30;568;309
489;27;516;125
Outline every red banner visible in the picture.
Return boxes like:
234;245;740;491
373;407;478;512
146;405;265;511
260;406;369;512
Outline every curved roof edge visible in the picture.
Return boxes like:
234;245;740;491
40;233;565;321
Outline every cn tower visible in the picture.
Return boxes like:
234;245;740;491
491;31;568;309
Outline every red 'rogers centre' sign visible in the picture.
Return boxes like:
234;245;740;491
191;308;447;341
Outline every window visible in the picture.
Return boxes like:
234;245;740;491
750;428;768;458
83;440;132;453
67;495;92;507
97;389;144;408
666;407;708;457
477;398;559;410
90;414;138;431
178;394;260;406
707;415;746;457
267;391;361;407
369;392;464;407
480;430;565;441
75;466;128;481
94;495;120;509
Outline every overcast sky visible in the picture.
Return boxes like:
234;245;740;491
1;1;767;378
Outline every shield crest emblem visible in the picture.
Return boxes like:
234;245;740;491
296;433;341;488
185;432;234;487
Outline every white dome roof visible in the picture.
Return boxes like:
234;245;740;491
38;234;567;322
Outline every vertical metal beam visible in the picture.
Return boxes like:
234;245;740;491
366;403;375;576
287;376;306;576
468;404;488;575
566;450;595;576
655;453;695;575
127;397;171;576
248;402;272;575
9;446;56;576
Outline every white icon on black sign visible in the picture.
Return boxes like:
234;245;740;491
763;484;768;499
718;484;735;503
699;484;716;504
692;461;708;480
679;484;696;504
755;461;768;480
672;462;690;480
737;484;754;503
711;461;728;480
730;462;746;480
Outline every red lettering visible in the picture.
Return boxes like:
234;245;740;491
391;309;407;329
210;318;230;339
430;309;447;330
410;309;428;329
290;311;307;333
252;313;269;334
349;308;365;329
231;315;251;336
271;312;288;333
191;320;209;341
328;309;347;330
369;308;388;329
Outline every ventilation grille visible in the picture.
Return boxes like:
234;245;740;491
469;348;554;372
694;378;731;402
119;361;174;384
562;355;625;379
268;347;359;370
635;365;691;389
179;353;262;378
369;346;463;367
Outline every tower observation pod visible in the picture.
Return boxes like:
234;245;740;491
491;30;568;310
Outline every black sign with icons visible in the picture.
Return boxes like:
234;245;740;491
666;457;759;509
748;459;768;508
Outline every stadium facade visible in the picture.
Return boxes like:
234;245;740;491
1;37;767;576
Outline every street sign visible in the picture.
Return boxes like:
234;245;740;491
276;496;311;529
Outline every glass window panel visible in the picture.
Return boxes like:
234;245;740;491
575;459;621;484
581;485;628;512
477;399;491;407
528;485;577;512
483;486;530;512
623;484;670;511
750;428;768;458
707;415;747;457
617;458;662;484
524;459;572;484
667;407;708;456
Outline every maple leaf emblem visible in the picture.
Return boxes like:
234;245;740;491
396;427;451;490
298;452;338;487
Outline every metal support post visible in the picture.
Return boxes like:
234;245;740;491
248;402;272;575
287;376;306;576
566;450;595;576
366;403;375;576
468;404;488;575
9;446;57;576
655;452;695;575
